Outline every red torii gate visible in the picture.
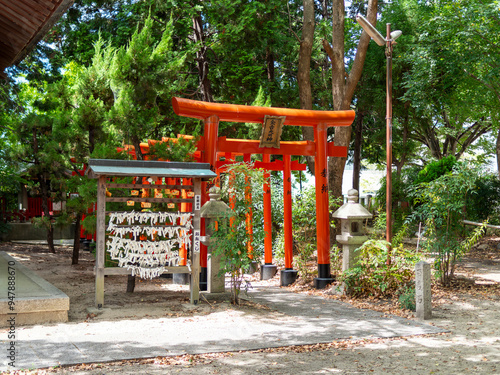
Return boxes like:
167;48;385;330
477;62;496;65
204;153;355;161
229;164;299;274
214;147;307;284
127;139;307;286
172;97;355;289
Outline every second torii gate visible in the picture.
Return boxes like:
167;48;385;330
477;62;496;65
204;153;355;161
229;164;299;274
172;97;355;289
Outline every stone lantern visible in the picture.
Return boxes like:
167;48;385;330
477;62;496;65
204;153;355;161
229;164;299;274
332;189;372;272
200;186;233;293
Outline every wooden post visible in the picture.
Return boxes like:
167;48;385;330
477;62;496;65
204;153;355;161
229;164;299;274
243;154;253;257
190;178;202;305
95;175;106;308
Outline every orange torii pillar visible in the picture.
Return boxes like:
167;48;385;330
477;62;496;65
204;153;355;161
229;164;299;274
314;123;332;289
280;154;297;285
200;114;219;290
260;154;275;280
243;154;254;260
172;97;355;289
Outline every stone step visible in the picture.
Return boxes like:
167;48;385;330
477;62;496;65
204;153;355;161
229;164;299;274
0;251;69;328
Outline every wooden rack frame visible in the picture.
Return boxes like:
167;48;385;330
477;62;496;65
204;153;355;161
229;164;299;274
87;159;216;308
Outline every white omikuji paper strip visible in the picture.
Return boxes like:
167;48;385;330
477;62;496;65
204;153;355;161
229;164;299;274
107;211;193;227
105;211;193;279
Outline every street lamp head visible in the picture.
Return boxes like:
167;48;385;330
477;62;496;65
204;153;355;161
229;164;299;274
390;30;403;40
356;14;385;47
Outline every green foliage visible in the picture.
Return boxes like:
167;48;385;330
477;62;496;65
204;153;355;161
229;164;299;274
272;228;285;264
375;169;419;234
329;245;343;276
339;240;420;298
409;162;487;285
67;38;116;156
148;137;198;162
107;15;187;156
466;174;500;225
293;185;343;241
295;243;316;280
398;285;416;311
32;216;52;231
415;155;457;184
210;163;265;304
280;185;342;279
0;222;11;236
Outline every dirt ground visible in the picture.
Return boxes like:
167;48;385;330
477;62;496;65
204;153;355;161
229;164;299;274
1;235;500;374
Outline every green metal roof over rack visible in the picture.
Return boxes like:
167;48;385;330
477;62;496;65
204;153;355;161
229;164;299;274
87;159;217;180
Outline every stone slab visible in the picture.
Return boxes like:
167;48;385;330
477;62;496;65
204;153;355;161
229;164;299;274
0;251;69;328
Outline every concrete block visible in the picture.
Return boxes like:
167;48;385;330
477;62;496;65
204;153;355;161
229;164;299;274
415;261;432;320
207;253;225;293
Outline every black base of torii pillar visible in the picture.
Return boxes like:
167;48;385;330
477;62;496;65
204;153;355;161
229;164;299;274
314;264;335;289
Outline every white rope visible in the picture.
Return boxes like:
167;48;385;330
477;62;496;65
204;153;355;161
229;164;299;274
105;211;193;279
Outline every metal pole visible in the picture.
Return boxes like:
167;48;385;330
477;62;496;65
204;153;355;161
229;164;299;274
386;23;393;265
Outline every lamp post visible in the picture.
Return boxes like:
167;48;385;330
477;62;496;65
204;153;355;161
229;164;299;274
356;14;401;264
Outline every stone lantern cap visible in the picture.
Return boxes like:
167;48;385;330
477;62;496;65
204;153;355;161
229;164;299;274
200;186;233;219
332;189;372;220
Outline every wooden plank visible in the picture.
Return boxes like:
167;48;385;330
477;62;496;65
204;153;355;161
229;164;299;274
105;197;194;203
0;17;34;42
103;266;191;276
106;183;194;190
0;3;41;33
26;0;56;13
462;220;500;229
95;175;107;308
6;0;52;19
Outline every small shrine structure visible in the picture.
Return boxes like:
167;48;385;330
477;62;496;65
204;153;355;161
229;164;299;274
87;159;216;307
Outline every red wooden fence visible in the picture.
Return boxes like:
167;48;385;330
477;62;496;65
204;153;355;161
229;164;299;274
0;197;53;222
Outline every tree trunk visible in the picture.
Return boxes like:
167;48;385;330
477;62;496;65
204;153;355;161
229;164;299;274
39;176;55;253
88;125;95;155
298;0;316;173
266;47;275;82
497;129;500;176
324;0;378;241
72;213;81;265
32;127;55;253
193;14;213;102
326;0;378;197
132;134;144;161
352;112;364;192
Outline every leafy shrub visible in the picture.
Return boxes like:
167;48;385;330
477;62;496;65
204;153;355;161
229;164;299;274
274;185;342;273
209;162;265;304
466;173;500;224
339;240;420;298
0;221;10;236
398;285;416;311
415;155;457;184
272;229;285;264
375;168;419;234
409;162;487;285
330;244;342;275
295;243;316;280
